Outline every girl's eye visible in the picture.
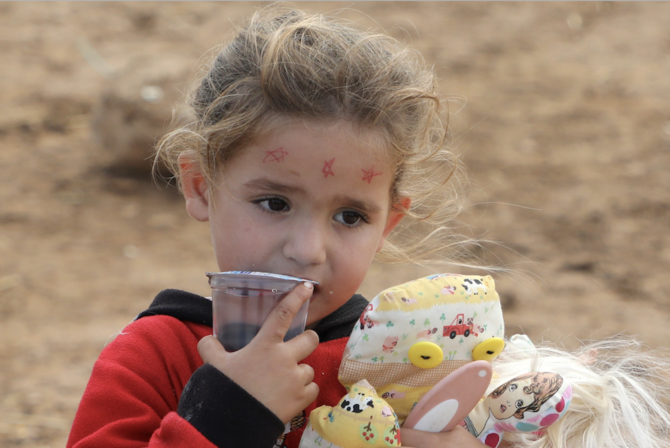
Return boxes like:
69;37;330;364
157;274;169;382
509;384;517;391
334;210;368;227
255;197;289;212
515;399;524;408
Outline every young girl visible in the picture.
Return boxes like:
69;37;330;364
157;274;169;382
67;6;479;448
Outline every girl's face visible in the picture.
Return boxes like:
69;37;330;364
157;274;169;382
182;120;407;326
490;378;533;420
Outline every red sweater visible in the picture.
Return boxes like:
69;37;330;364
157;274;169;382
67;289;367;448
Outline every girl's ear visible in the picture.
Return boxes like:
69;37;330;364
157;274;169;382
377;197;411;252
179;153;210;222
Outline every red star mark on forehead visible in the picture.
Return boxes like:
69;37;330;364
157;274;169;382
322;158;335;178
361;165;382;184
263;147;288;163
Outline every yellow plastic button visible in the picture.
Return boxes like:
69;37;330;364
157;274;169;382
408;341;443;369
472;337;505;361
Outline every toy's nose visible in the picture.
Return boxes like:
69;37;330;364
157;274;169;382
408;341;443;369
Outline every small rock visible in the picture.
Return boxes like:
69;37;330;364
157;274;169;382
123;245;139;259
567;13;583;30
91;54;194;177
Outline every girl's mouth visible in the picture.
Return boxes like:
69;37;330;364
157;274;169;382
310;284;321;301
500;404;507;413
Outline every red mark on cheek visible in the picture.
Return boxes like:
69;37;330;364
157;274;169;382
361;165;382;184
263;147;288;163
322;158;335;178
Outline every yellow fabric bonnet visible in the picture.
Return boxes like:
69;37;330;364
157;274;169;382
338;274;505;422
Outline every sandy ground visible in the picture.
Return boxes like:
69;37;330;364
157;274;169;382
1;2;669;446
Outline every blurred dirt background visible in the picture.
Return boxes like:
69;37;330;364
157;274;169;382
1;2;669;446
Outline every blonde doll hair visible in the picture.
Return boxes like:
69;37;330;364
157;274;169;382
491;336;670;448
155;5;468;265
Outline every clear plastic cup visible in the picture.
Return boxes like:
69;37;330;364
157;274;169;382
207;271;316;351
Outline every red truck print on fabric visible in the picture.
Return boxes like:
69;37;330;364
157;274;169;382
443;314;474;339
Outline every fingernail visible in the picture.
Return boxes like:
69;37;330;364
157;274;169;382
303;281;313;290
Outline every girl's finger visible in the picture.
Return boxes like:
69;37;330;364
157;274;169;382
257;282;314;342
303;381;320;404
299;363;316;386
197;335;228;364
286;329;319;361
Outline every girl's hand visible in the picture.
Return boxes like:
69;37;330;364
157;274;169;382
401;426;489;448
197;282;319;424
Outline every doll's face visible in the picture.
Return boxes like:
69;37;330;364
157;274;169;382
490;378;534;420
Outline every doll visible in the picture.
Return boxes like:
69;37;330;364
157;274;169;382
303;273;512;448
480;334;670;448
300;274;670;448
460;370;572;447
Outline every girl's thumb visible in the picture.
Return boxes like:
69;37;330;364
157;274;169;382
197;335;227;364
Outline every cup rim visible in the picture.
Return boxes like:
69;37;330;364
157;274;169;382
206;271;319;288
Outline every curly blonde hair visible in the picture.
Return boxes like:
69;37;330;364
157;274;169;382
156;5;468;265
491;337;670;448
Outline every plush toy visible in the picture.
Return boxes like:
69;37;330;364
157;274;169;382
300;274;670;448
338;274;506;423
299;379;401;448
301;274;512;448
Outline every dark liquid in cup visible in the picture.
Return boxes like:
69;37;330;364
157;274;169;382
216;322;306;351
217;322;262;352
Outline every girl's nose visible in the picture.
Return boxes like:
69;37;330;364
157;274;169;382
282;222;327;266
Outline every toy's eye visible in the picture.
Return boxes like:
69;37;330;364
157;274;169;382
408;341;443;369
472;337;505;361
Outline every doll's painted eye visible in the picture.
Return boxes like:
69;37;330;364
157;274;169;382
408;341;443;369
472;337;505;361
